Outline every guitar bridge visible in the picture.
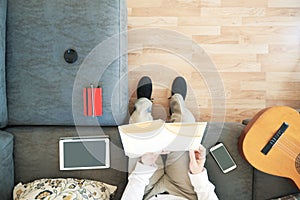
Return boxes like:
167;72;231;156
261;122;289;155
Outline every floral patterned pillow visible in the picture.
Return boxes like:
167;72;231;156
13;178;117;200
271;193;300;200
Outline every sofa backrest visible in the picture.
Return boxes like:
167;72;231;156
5;0;128;126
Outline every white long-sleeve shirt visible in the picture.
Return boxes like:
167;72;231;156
121;162;219;200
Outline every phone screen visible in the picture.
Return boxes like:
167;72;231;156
210;144;236;172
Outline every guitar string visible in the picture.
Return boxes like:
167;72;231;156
277;140;298;156
276;144;296;161
276;142;297;158
265;142;299;171
278;136;300;154
280;140;299;154
275;144;300;176
262;132;299;159
280;137;299;151
277;144;299;161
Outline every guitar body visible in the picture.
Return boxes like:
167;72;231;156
239;106;300;189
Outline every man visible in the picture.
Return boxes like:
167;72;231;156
121;76;218;200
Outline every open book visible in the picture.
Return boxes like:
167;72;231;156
118;119;207;158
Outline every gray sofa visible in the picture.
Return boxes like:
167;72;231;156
1;0;129;199
0;0;299;200
1;122;299;200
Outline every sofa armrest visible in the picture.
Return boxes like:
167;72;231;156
0;131;14;200
0;0;8;128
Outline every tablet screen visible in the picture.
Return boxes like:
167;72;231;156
59;137;109;170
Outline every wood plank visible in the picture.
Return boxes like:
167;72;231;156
243;16;300;26
241;81;300;91
128;52;197;75
266;8;300;16
222;0;268;7
266;100;300;108
131;7;201;17
268;0;300;8
266;72;300;82
214;62;261;72
128;17;178;27
258;53;300;72
225;99;266;109
268;44;300;53
223;108;263;122
229;90;266;100
209;54;261;72
167;26;221;36
219;72;266;81
222;26;300;44
178;17;242;26
192;35;239;44
201;0;221;7
200;44;269;54
201;7;265;17
267;91;300;100
160;0;201;9
127;0;163;8
127;8;132;16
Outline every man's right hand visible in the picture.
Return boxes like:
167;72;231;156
189;145;206;174
140;153;160;166
140;150;170;166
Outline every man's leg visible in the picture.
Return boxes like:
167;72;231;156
127;77;165;199
128;97;154;173
129;97;153;124
164;77;198;200
169;93;195;123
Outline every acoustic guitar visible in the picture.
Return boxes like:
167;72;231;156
239;106;300;189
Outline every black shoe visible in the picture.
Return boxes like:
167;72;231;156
137;76;152;100
171;76;187;100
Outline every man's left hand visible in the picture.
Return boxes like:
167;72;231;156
189;145;206;174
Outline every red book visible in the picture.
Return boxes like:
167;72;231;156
83;87;102;116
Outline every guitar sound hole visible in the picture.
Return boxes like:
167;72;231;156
296;154;300;174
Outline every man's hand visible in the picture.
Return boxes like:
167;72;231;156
140;150;169;166
140;153;160;166
189;145;206;174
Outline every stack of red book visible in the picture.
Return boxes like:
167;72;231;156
83;85;102;117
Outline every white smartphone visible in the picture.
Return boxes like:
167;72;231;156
210;143;237;173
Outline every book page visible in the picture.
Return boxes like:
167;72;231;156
118;120;207;158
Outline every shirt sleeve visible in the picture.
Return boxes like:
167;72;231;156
188;168;219;200
121;162;157;200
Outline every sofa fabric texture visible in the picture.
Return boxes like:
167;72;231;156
253;170;300;200
2;123;299;200
0;131;14;200
6;126;127;200
6;0;128;126
203;122;253;200
0;0;7;128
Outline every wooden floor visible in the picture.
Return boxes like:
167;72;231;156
127;0;300;122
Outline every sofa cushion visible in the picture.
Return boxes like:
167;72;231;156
0;131;14;200
270;192;300;200
0;0;7;128
6;0;128;126
6;126;127;200
202;122;253;200
253;170;299;200
13;178;117;200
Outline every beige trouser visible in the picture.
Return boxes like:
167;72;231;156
128;94;198;200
